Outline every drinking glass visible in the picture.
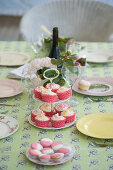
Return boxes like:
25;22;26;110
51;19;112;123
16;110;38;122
62;63;81;96
21;64;38;110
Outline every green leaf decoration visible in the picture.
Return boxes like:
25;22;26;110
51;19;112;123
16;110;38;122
51;58;63;65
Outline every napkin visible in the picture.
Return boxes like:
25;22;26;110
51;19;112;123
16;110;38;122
7;64;30;79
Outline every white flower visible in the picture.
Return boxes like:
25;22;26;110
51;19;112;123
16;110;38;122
29;57;56;73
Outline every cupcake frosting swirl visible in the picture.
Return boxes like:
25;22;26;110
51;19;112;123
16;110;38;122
51;114;65;120
61;109;75;116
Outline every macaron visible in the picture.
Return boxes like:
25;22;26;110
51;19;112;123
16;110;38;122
28;149;42;159
51;142;63;151
58;147;71;156
39;154;51;163
41;148;54;154
40;138;53;147
30;142;43;150
51;153;64;162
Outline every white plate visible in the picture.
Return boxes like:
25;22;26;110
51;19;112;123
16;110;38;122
0;52;30;66
72;77;113;96
0;79;24;98
28;115;75;130
79;49;113;63
0;114;19;139
33;94;70;104
25;143;74;165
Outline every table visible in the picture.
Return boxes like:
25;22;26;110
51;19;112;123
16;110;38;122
0;41;113;170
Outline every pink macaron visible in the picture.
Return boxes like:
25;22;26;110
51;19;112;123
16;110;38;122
51;153;64;162
39;154;51;163
28;149;42;159
51;142;63;151
30;142;43;150
41;148;54;154
40;138;53;147
58;147;71;156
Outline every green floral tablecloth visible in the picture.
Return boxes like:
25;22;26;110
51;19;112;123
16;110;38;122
0;41;113;170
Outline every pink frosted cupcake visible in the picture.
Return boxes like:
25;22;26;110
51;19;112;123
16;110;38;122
31;110;44;122
34;86;45;99
51;153;64;162
40;138;53;147
41;89;57;103
45;83;60;93
39;154;51;163
51;114;66;128
39;104;54;117
35;114;50;127
61;109;76;123
54;103;70;115
57;87;71;100
30;142;43;150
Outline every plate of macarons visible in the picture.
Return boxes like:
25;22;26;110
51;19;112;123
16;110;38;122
29;103;76;129
25;138;74;165
72;77;113;96
34;83;71;103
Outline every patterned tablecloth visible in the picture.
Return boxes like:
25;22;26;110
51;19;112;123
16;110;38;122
0;41;113;170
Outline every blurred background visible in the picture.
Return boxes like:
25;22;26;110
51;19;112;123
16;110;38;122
0;0;113;41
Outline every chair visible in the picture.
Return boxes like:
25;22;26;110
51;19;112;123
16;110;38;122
20;0;113;42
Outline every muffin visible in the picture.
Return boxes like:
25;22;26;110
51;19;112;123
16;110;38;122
41;89;57;103
39;154;51;163
57;87;71;100
39;104;54;117
40;138;53;147
35;114;50;127
51;142;63;151
31;109;44;122
61;109;76;123
28;149;42;159
51;153;64;162
34;86;45;99
51;114;66;128
54;103;70;115
78;79;91;91
30;142;43;150
45;83;60;93
41;148;54;154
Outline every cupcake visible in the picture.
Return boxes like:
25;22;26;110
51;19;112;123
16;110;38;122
61;109;76;123
30;142;43;150
54;103;70;115
28;149;42;159
41;148;54;154
51;153;64;162
78;79;91;91
51;142;63;151
34;86;45;99
51;114;66;128
39;154;51;163
57;87;71;100
45;83;60;93
31;110;44;122
35;114;50;127
39;104;54;117
40;138;53;147
41;89;57;103
58;147;71;156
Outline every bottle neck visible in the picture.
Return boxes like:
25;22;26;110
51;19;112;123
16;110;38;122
52;28;58;46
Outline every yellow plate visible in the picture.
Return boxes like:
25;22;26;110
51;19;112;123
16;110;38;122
76;113;113;139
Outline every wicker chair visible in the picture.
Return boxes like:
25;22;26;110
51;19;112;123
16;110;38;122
20;0;113;42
